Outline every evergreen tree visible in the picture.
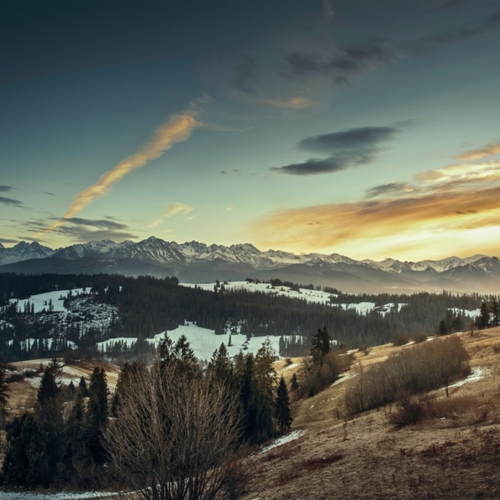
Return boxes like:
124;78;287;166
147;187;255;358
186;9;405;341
476;303;490;329
207;343;232;384
490;296;500;326
252;340;277;443
0;355;8;428
35;362;64;486
85;367;108;465
3;413;45;487
275;376;293;434
78;375;89;396
311;326;331;364
63;392;88;487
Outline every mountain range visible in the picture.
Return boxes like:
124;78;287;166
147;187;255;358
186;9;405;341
1;237;499;294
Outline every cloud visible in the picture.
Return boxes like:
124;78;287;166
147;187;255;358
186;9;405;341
0;185;13;192
252;185;500;256
364;182;414;199
22;216;137;243
456;140;500;161
148;202;194;229
257;96;316;109
271;158;346;176
0;237;19;244
321;0;335;20
255;146;500;258
285;41;397;85
410;12;500;54
271;124;405;176
0;195;23;207
35;97;207;238
232;54;257;94
63;217;130;231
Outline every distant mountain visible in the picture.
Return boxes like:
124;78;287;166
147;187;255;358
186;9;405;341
1;237;499;293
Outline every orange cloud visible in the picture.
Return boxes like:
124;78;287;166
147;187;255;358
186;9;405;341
148;202;194;229
457;140;500;161
35;98;206;237
257;96;317;109
252;186;500;258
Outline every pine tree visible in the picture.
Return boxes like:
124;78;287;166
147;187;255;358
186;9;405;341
3;413;45;487
78;375;88;396
275;376;293;433
311;326;331;364
35;362;64;486
0;356;8;428
207;343;232;384
85;367;108;464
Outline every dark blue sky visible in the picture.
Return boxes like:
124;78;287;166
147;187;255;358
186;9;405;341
1;0;500;260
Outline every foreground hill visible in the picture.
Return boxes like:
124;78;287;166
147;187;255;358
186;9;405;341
1;237;500;293
244;328;500;499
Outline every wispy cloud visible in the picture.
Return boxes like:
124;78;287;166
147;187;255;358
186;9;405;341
410;12;500;54
285;41;397;85
256;96;317;109
0;196;23;207
23;216;137;243
271;124;406;175
254;143;500;259
364;182;414;199
148;202;194;229
35;97;208;238
0;185;13;192
456;140;500;161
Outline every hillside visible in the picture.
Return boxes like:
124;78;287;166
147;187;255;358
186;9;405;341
1;329;499;499
243;328;500;499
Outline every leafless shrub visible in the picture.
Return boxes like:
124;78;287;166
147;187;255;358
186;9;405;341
297;350;344;398
392;332;410;347
104;361;247;500
344;337;470;415
388;393;427;429
6;373;24;383
413;332;428;344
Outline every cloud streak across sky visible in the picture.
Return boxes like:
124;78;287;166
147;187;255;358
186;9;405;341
271;124;405;175
35;98;206;238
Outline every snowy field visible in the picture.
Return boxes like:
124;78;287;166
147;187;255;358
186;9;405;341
9;288;89;313
182;280;335;305
98;322;300;361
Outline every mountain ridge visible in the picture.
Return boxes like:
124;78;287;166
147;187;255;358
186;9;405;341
1;237;499;294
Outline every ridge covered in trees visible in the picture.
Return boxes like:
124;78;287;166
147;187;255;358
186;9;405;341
0;273;496;362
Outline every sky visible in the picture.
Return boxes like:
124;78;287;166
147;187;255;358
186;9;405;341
1;0;500;262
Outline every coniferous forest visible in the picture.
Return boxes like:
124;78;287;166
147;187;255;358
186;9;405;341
0;272;495;362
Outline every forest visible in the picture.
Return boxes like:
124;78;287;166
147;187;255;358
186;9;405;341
0;272;496;362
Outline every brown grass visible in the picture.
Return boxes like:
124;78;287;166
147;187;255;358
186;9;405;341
244;328;500;499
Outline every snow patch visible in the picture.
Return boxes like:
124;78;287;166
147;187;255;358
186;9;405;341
448;366;487;389
260;430;305;453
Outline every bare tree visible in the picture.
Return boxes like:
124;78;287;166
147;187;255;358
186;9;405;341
104;360;247;500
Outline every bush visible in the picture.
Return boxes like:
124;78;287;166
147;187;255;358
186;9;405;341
297;350;346;398
392;332;410;346
413;332;428;344
344;336;470;415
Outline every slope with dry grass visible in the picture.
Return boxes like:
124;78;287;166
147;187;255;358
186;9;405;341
245;329;500;499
